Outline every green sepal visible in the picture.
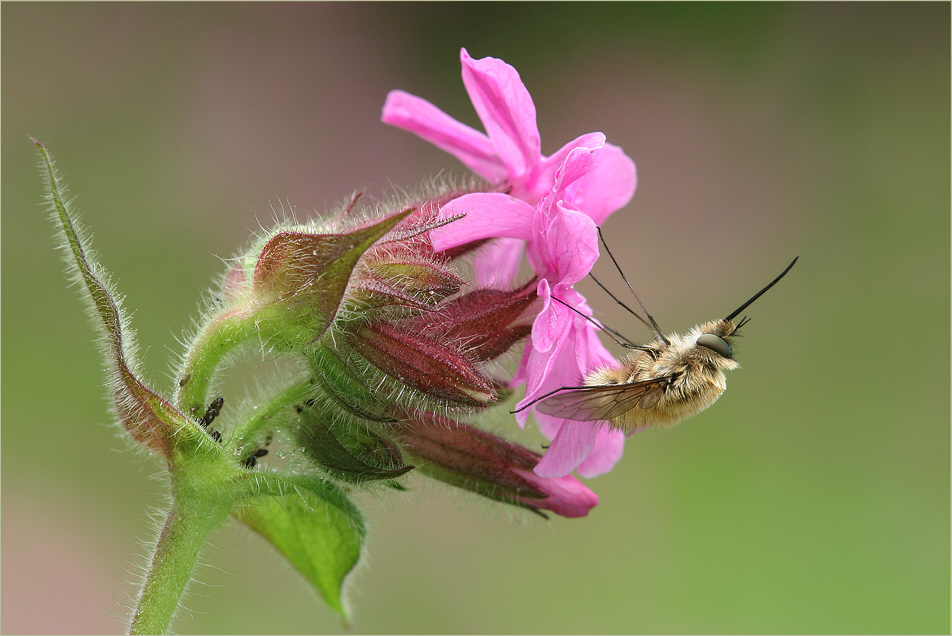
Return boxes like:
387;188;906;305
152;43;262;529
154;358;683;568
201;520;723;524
306;343;395;422
234;473;366;624
295;402;414;484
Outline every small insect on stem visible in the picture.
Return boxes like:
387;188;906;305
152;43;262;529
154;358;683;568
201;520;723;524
200;397;224;427
197;397;225;443
242;448;269;469
514;232;797;435
241;434;273;469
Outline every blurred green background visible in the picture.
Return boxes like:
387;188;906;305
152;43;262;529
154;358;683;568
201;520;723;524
2;3;948;634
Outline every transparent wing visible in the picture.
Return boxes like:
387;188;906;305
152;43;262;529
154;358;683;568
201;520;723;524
535;377;671;422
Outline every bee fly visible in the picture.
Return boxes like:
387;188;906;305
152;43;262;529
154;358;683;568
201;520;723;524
514;230;797;434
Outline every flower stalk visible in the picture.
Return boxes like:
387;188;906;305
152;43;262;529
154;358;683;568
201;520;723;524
129;474;234;635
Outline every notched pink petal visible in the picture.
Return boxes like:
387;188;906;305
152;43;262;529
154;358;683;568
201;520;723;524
382;90;506;182
461;48;541;178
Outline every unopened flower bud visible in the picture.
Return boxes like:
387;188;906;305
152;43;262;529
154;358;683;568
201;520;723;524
357;258;464;310
335;279;537;411
248;209;413;349
409;281;538;362
294;399;413;485
396;413;598;518
344;320;495;408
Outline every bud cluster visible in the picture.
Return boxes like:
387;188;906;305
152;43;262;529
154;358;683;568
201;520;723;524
173;179;596;517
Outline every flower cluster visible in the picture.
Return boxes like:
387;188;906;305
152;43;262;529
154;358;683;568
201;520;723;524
36;47;638;631
176;179;603;517
383;48;637;477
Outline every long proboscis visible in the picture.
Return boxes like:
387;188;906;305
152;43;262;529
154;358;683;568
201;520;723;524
596;228;671;345
724;256;799;322
551;296;647;350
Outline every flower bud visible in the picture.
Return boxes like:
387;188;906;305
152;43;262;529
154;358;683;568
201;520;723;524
356;258;464;311
396;413;598;518
294;399;413;485
408;281;538;362
248;209;414;349
334;279;537;412
344;320;495;408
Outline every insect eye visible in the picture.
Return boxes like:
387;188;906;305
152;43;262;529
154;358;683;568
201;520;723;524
697;334;732;358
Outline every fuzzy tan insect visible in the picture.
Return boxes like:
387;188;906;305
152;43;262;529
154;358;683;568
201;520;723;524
516;231;797;434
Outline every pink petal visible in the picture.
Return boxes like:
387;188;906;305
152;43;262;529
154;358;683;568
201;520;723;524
431;193;535;252
470;237;525;288
566;143;637;225
529;301;622;476
570;299;617;374
513;468;599;517
533;418;598;477
382;90;507;183
576;427;626;478
514;286;606;426
460;49;541;179
512;285;572;422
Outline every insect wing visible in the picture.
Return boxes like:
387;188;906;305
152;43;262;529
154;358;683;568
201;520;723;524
535;377;668;422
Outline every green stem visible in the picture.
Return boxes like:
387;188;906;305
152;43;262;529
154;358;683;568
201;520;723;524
172;312;256;415
128;481;233;635
231;380;313;456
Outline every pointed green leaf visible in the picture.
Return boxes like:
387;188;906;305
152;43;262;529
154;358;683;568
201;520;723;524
34;139;187;459
235;474;366;622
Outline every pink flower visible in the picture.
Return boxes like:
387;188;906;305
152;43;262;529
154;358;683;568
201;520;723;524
432;150;627;479
382;48;636;287
384;49;613;203
383;48;637;479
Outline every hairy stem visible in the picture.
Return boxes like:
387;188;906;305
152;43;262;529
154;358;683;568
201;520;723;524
128;481;232;635
172;312;256;416
231;380;313;456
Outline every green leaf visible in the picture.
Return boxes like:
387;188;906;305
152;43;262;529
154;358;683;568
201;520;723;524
33;139;191;459
234;474;366;623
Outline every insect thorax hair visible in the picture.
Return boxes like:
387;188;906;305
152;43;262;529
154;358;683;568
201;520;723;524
588;319;742;430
